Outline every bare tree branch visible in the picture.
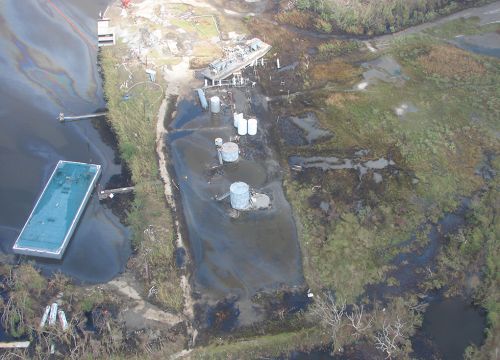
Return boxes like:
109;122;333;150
310;293;346;346
374;316;405;359
346;304;373;337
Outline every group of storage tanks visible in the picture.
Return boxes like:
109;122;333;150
233;113;258;136
209;95;260;210
209;96;258;136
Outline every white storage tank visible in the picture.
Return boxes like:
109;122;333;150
247;118;257;136
210;96;221;113
220;142;239;162
233;113;243;128
230;182;250;210
237;118;248;135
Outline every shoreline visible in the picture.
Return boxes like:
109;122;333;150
103;0;498;357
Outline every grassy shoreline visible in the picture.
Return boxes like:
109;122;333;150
99;43;183;312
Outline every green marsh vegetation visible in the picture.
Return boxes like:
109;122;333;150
274;27;498;355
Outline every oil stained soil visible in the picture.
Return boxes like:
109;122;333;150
167;89;303;327
0;0;131;283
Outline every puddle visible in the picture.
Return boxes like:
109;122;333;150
174;247;187;269
413;296;486;360
205;297;240;332
453;32;500;58
394;102;418;117
288;113;332;144
278;118;308;147
475;152;496;181
289;156;395;180
357;56;408;89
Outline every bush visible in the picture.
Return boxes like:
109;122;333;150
282;0;492;35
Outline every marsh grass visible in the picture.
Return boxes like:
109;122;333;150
100;44;183;312
280;34;498;303
191;327;327;359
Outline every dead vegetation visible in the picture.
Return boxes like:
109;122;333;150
309;293;422;358
309;60;361;85
275;10;313;29
325;93;359;108
0;263;185;359
418;45;486;79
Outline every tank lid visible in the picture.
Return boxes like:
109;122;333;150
221;142;238;152
230;182;249;194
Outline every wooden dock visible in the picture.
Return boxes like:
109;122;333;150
59;112;106;122
98;186;135;200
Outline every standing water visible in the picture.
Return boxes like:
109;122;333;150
0;0;130;282
168;89;304;327
413;296;486;360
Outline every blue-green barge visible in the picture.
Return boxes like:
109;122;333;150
13;161;101;259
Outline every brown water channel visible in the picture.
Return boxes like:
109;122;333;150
0;0;131;283
167;89;303;327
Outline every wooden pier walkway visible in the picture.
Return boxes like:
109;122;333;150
98;186;135;200
59;112;106;122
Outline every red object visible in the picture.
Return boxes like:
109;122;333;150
121;0;131;8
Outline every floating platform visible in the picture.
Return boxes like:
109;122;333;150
13;161;101;259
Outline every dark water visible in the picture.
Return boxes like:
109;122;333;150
453;32;500;58
413;296;487;360
168;90;303;326
365;199;470;300
0;0;130;283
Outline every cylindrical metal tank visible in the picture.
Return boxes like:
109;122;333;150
220;142;239;162
233;113;239;128
237;118;248;136
215;138;223;147
230;182;250;210
196;89;208;110
234;113;243;128
247;118;257;136
210;96;221;113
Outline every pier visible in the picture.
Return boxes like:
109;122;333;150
98;186;135;200
59;112;106;122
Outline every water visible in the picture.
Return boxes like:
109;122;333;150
289;155;396;180
0;0;130;283
288;113;332;144
168;90;303;327
414;296;486;360
365;198;471;300
453;32;500;58
358;56;408;90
